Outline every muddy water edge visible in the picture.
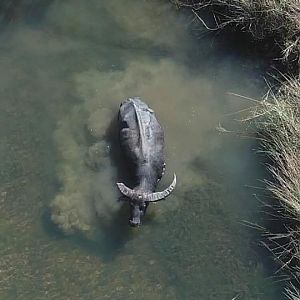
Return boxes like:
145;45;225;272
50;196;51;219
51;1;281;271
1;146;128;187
0;0;284;299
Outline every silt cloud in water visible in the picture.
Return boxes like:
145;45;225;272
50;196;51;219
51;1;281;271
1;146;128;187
50;57;259;233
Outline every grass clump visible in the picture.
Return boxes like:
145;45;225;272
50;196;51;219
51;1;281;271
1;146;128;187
248;76;300;270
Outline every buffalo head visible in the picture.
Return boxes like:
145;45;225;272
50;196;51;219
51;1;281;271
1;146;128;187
117;174;176;226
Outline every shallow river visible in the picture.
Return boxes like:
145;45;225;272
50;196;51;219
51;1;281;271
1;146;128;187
0;0;284;299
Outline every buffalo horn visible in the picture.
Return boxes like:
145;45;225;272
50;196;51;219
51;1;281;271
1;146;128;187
144;173;176;202
116;174;176;202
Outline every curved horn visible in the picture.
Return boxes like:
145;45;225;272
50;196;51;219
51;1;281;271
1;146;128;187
116;183;138;200
116;173;176;202
144;173;176;202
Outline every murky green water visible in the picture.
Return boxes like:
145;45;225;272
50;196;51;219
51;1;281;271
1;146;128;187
0;1;284;299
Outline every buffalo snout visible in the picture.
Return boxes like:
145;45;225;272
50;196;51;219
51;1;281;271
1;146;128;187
129;203;148;227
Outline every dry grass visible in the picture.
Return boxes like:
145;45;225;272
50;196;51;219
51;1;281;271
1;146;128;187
247;77;300;273
261;81;300;219
286;283;300;300
246;67;300;298
173;0;300;69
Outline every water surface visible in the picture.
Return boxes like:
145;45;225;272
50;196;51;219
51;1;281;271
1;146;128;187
0;1;283;299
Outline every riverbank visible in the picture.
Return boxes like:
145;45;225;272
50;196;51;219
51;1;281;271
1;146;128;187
172;0;300;298
173;0;299;71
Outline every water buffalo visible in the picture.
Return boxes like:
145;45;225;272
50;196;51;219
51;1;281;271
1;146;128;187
116;97;176;226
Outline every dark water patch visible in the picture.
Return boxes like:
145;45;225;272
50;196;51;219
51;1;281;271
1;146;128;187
183;4;290;76
0;0;53;25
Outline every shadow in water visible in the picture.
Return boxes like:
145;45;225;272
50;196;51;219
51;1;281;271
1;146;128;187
73;204;135;262
243;152;298;294
259;192;300;274
104;112;136;187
